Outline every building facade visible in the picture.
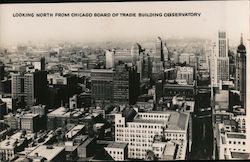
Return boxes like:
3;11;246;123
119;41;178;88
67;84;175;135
11;73;35;108
91;69;114;104
106;49;115;69
114;108;190;159
217;31;229;82
235;34;246;109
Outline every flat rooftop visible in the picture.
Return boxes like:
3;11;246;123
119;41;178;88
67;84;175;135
132;119;165;124
134;111;189;131
27;145;65;161
22;113;39;118
91;69;114;73
0;132;34;149
80;137;95;148
48;107;70;117
106;142;127;149
65;125;85;139
163;144;176;157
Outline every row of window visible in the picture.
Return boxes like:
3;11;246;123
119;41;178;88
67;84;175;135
129;148;148;152
129;152;145;157
166;133;185;137
116;129;162;135
128;142;153;147
109;150;123;155
128;124;163;129
228;141;245;145
138;114;169;119
225;148;246;152
116;133;156;138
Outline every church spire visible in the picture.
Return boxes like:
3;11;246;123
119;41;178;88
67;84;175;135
240;33;243;44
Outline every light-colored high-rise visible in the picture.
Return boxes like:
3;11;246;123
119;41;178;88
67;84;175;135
131;43;141;66
105;49;115;69
217;31;229;82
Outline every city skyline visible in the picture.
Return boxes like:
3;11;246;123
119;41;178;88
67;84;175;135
0;1;249;161
0;1;249;47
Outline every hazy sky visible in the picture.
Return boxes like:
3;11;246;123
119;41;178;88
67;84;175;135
0;1;249;47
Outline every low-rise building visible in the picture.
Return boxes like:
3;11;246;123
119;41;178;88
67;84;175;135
77;137;96;158
104;142;128;161
0;132;34;161
65;124;85;140
215;119;248;160
27;145;66;162
20;113;40;133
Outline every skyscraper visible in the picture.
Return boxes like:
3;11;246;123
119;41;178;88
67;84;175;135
131;43;141;66
235;34;246;109
12;73;35;108
152;37;165;81
24;73;34;108
155;36;163;62
40;57;46;71
0;61;4;81
106;49;115;69
210;42;218;86
34;70;48;105
113;64;129;103
217;31;229;82
91;69;114;104
0;61;5;93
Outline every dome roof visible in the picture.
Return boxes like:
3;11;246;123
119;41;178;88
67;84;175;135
237;44;246;51
237;34;246;52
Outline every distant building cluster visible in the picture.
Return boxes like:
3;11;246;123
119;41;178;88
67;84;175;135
0;31;248;161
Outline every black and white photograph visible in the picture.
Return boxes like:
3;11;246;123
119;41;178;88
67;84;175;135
0;0;249;161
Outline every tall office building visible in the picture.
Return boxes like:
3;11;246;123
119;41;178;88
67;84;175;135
143;53;151;79
163;43;169;62
217;31;229;82
137;54;143;77
12;73;25;108
176;66;194;85
12;73;35;108
113;64;129;103
131;43;141;66
34;70;48;105
40;57;46;71
129;66;140;105
152;37;165;81
0;61;5;93
235;34;246;109
155;36;163;62
0;99;7;120
24;73;34;108
0;61;4;80
106;49;115;69
91;69;114;104
210;42;218;86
